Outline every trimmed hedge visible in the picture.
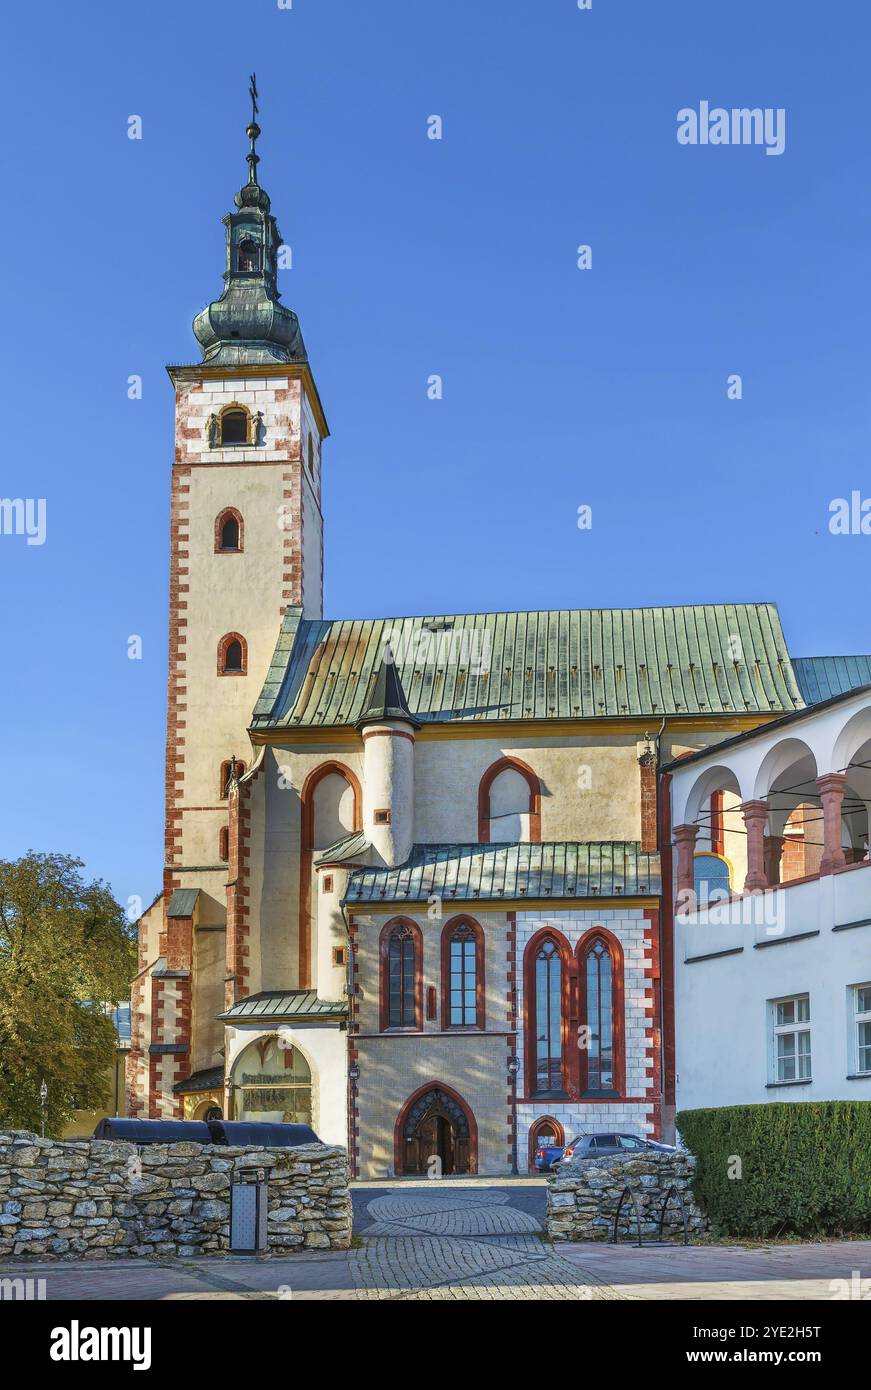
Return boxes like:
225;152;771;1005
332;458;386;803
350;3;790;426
675;1102;871;1237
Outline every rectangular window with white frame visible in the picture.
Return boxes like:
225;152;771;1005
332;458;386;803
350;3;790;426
769;994;811;1083
853;984;871;1076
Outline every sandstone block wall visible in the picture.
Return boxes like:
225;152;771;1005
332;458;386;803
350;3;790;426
0;1131;351;1260
546;1149;707;1242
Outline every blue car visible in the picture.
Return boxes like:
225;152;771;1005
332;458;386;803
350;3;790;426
533;1131;676;1172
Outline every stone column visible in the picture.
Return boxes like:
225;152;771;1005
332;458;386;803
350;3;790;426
817;772;848;875
741;800;769;891
763;834;784;887
673;823;699;906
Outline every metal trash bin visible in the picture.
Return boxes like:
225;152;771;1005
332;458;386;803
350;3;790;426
230;1165;269;1253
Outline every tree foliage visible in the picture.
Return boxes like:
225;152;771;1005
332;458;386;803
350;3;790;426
0;852;137;1134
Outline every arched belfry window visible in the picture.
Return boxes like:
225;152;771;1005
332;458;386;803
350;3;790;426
238;238;259;273
380;919;422;1031
220;408;249;446
578;930;624;1097
215;508;243;553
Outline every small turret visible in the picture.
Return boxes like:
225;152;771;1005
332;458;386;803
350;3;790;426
357;654;419;867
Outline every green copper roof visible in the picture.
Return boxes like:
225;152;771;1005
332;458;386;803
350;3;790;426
218;990;348;1022
167;888;201;918
313;830;371;866
344;842;661;904
356;656;420;730
793;656;871;705
192;94;306;367
253;603;803;729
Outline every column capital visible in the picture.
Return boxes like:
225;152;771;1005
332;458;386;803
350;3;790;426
673;822;700;844
741;800;769;891
816;772;849;795
817;773;848;874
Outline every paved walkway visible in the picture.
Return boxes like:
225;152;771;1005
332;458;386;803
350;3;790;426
1;1181;868;1301
558;1238;871;1301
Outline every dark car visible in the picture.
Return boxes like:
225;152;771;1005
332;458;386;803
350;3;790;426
92;1117;321;1148
533;1131;677;1172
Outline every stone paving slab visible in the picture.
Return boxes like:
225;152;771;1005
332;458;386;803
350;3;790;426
557;1240;871;1301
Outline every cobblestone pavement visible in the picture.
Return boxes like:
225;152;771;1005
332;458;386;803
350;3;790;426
3;1185;865;1300
351;1187;622;1300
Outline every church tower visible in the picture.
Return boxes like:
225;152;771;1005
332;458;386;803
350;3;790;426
128;86;329;1117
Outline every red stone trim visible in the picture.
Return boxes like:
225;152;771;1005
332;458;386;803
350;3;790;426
478;756;542;842
393;1080;478;1177
710;789;725;856
299;762;362;989
639;757;658;852
217;632;248;677
439;915;486;1030
659;771;676;1115
348;914;360;1179
224;766;257;1007
361;728;416;745
576;926;626;1098
379;917;423;1032
643;906;663;1137
214;506;244;554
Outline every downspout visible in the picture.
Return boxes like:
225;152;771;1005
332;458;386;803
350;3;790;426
653;717;676;1140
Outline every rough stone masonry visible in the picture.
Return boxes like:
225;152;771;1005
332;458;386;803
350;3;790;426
546;1149;707;1242
0;1131;352;1260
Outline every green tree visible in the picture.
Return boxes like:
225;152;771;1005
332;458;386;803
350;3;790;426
0;852;137;1135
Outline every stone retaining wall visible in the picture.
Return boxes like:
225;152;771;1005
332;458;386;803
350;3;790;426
546;1149;707;1242
0;1131;352;1260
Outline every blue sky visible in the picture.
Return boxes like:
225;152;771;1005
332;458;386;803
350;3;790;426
1;0;869;911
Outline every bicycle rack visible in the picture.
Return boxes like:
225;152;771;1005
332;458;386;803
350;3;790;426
658;1183;690;1246
611;1185;643;1248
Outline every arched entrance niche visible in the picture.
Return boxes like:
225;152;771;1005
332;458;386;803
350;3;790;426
230;1035;313;1124
394;1083;478;1176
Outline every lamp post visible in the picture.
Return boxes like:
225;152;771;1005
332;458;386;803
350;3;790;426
507;1054;520;1177
39;1080;48;1139
348;1061;360;1180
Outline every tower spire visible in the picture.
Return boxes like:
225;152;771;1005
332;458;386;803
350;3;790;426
191;75;308;367
246;73;261;187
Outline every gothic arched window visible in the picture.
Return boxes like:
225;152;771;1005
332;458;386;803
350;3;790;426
478;757;541;842
380;919;422;1031
578;931;624;1097
238;239;259;273
530;935;566;1096
215;508;243;553
218;633;247;676
442;918;484;1029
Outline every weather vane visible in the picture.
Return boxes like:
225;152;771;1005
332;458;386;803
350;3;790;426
249;73;259;125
